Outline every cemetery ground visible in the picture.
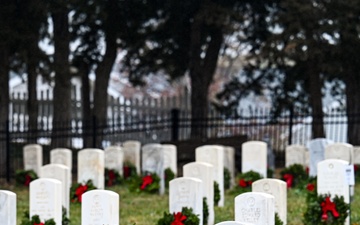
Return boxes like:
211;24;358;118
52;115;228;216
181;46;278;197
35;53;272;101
1;178;360;225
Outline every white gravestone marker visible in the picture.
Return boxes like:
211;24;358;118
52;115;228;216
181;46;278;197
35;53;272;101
325;143;354;164
183;162;214;225
105;146;124;176
307;138;334;177
285;145;307;168
81;190;119;225
40;164;71;217
50;148;72;187
224;146;236;188
123;140;141;174
142;143;165;195
78;149;105;189
196;145;225;207
242;141;267;178
169;177;203;225
23;144;43;175
0;190;16;225
317;159;350;225
162;144;178;176
235;192;275;225
30;178;62;225
252;179;287;225
353;146;360;165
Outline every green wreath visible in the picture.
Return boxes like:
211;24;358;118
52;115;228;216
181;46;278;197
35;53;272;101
104;168;123;186
223;167;231;190
203;197;209;225
214;181;221;206
280;164;308;188
129;172;160;194
157;207;200;225
15;169;38;186
123;161;138;180
164;168;175;188
303;190;349;225
70;180;97;203
236;170;262;191
20;212;55;225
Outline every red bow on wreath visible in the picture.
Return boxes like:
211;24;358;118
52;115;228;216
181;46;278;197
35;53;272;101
25;174;32;186
283;173;294;188
171;212;187;225
140;175;153;190
75;184;88;202
34;222;44;225
107;170;116;186
321;197;339;221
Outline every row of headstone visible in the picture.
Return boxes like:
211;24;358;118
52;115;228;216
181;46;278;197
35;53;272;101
1;178;120;225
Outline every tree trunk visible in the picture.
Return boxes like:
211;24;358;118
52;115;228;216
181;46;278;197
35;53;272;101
308;62;325;139
0;48;10;176
92;0;119;148
93;37;117;148
189;7;223;138
51;8;72;148
80;62;93;148
344;68;360;145
26;41;39;142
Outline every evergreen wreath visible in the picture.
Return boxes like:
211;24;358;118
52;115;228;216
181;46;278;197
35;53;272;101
275;212;284;225
303;184;349;225
157;207;200;225
236;170;262;190
104;168;123;186
280;164;308;188
70;179;97;203
123;161;138;180
214;181;221;206
20;207;70;225
223;167;231;190
203;197;209;225
15;169;38;186
129;172;160;193
164;168;175;188
20;213;55;225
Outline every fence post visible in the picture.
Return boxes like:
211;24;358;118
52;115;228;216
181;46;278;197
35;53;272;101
288;106;294;146
92;116;97;148
171;108;180;141
6;120;10;183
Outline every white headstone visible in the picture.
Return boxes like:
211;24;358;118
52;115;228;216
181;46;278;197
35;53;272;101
285;145;307;168
50;148;72;171
123;140;141;174
105;146;124;176
40;164;71;217
183;162;214;225
162;144;177;176
50;148;72;187
196;145;224;207
169;177;203;225
78;149;105;189
307;138;334;177
141;143;165;195
81;190;119;225
317;159;350;204
353;146;360;164
30;178;62;225
242;141;267;178
234;192;275;225
224;146;236;188
252;179;287;225
216;222;254;225
0;190;16;225
23;144;42;175
317;159;350;225
325;143;354;164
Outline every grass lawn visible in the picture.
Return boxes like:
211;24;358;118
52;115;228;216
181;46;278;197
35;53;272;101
1;179;360;225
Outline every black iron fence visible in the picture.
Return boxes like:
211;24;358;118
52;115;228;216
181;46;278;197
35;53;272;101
0;106;352;180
